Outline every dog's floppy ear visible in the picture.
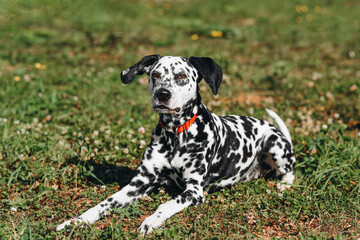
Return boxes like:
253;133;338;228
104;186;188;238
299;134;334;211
121;54;160;84
189;56;223;95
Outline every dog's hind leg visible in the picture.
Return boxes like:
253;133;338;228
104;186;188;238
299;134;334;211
262;130;296;191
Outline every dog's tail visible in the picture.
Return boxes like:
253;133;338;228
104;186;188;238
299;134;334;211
265;109;293;147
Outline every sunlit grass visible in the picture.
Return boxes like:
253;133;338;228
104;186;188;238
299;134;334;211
0;0;359;238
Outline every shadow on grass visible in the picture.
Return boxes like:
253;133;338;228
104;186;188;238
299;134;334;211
65;156;183;197
65;157;135;187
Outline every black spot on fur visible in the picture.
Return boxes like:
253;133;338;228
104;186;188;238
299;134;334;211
264;134;278;152
185;161;192;168
188;179;199;185
241;144;253;163
129;179;145;187
241;117;255;139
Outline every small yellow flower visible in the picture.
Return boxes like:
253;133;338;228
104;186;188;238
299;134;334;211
296;17;303;24
35;63;42;69
191;34;199;40
35;63;46;70
210;30;223;38
302;5;308;12
295;4;308;13
14;76;21;82
306;14;313;22
164;2;172;10
314;6;323;13
157;8;164;16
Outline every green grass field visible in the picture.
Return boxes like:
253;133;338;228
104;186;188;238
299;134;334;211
0;0;359;239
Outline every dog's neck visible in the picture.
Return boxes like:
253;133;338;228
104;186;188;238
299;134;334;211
159;99;198;129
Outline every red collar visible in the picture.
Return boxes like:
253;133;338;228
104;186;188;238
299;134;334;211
160;112;198;134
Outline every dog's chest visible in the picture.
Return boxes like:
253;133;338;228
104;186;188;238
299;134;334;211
157;131;204;171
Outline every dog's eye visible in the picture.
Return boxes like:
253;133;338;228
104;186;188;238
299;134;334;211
176;74;187;79
152;73;159;78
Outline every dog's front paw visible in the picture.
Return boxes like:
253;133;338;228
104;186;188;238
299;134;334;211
139;214;165;236
276;182;291;191
56;218;85;231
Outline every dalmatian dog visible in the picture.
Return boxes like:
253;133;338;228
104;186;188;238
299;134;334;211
56;55;296;235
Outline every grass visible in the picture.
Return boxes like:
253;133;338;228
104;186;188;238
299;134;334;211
0;0;359;239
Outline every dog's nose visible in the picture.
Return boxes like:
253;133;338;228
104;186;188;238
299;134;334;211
155;88;171;102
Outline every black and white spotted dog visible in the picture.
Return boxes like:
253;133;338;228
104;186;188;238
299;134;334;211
57;55;295;235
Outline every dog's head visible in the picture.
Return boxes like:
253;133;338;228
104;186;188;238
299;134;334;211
121;55;222;114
